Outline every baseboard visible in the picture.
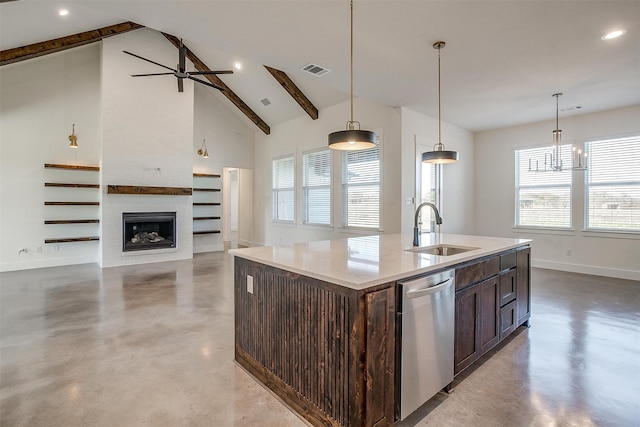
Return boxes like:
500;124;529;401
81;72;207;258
1;255;98;272
532;259;640;281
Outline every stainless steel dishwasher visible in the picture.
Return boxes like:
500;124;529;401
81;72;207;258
397;269;455;421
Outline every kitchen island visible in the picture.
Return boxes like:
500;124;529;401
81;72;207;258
231;233;531;427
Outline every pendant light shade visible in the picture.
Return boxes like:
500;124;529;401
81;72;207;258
422;41;459;164
328;127;376;150
328;0;376;151
422;147;459;163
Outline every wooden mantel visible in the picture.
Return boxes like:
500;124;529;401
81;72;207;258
107;185;192;196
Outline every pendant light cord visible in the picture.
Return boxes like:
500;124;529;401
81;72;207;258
350;0;354;124
437;45;442;147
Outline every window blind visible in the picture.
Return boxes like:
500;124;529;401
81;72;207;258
586;136;640;231
515;145;572;228
342;144;380;229
272;155;295;222
303;149;332;225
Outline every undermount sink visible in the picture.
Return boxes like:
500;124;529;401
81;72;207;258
406;244;479;256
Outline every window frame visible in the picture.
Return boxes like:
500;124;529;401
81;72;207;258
514;144;574;230
302;147;333;227
340;131;382;230
584;135;640;234
272;154;296;223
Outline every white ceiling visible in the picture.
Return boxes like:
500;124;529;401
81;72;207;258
2;0;639;133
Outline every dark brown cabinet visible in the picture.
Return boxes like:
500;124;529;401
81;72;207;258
454;246;531;375
516;248;531;326
454;275;499;374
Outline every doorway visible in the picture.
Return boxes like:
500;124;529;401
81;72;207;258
223;167;253;249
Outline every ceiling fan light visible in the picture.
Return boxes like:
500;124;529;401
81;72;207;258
328;129;376;150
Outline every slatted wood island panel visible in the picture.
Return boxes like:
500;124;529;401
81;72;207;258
234;257;395;427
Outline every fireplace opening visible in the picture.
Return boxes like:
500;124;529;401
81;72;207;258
123;212;176;252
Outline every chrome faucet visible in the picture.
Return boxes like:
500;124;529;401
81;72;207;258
413;202;443;246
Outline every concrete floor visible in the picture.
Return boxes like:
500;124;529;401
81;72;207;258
1;252;638;426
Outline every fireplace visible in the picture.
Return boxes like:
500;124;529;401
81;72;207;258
122;212;176;252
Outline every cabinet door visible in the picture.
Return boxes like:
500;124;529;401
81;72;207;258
499;269;517;306
516;248;531;326
455;285;479;374
500;300;517;340
478;276;500;355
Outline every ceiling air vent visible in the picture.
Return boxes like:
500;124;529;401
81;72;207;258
300;63;331;77
261;98;272;106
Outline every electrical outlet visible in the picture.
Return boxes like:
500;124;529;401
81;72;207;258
566;249;573;256
247;275;254;294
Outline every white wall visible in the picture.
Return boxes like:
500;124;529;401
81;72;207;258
400;107;475;236
253;97;401;246
0;45;102;272
474;105;640;280
192;83;254;253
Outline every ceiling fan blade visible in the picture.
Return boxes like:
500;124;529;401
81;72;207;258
189;70;234;75
178;43;186;73
188;76;225;92
130;72;175;77
178;77;184;93
122;50;175;72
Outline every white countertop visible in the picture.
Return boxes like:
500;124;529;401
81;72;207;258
229;233;531;290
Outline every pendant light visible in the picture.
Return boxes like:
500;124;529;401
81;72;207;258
422;41;459;164
328;0;376;151
527;93;587;172
68;124;78;149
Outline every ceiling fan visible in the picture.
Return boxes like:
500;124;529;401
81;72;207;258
123;40;233;93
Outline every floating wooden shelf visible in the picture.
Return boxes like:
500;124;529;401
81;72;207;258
45;236;99;244
193;202;221;206
45;219;100;224
193;230;221;235
193;188;221;192
44;163;99;171
45;201;100;206
193;216;221;221
193;173;221;178
45;183;100;189
107;185;192;196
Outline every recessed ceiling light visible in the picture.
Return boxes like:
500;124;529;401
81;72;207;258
601;29;627;40
58;9;69;16
234;62;242;70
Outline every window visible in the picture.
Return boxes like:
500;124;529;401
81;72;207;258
586;136;640;232
419;162;440;232
302;149;332;225
342;142;380;228
515;145;572;228
272;155;295;222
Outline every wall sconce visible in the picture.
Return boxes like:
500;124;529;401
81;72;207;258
197;139;209;158
68;124;78;149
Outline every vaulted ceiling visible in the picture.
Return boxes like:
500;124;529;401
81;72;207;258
1;1;639;133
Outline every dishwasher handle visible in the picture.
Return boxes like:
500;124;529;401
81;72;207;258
405;277;453;299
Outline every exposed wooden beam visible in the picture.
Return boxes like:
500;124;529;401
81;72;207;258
0;22;143;67
162;32;271;135
264;66;318;120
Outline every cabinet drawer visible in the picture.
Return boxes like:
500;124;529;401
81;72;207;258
499;269;517;306
456;256;499;291
500;300;517;340
500;251;517;271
